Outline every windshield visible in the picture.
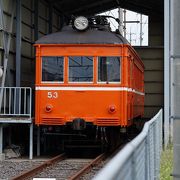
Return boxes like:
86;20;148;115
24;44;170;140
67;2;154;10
98;56;121;83
42;56;64;82
69;56;93;82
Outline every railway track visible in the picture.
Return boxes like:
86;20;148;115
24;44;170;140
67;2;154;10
11;153;106;180
11;153;66;180
9;132;137;180
9;138;131;180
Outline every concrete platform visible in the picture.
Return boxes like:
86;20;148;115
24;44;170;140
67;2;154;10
0;117;32;123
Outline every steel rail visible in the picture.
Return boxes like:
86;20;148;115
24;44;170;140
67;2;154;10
68;153;106;180
11;153;66;180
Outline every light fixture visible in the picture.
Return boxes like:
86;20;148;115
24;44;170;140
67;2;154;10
73;16;89;31
109;105;116;113
45;104;53;112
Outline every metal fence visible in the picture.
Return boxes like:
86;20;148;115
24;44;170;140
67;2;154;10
94;109;162;180
0;87;32;118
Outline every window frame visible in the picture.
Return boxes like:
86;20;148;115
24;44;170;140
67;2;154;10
41;56;65;84
68;56;94;84
97;56;121;84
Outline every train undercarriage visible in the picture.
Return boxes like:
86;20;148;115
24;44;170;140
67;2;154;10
39;122;140;154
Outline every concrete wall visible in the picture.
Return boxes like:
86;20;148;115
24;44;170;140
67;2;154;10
0;0;62;87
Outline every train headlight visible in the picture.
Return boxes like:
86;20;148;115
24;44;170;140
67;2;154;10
45;104;53;112
73;16;89;31
109;105;116;113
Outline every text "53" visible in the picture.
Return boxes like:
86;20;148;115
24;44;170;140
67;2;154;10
47;92;58;99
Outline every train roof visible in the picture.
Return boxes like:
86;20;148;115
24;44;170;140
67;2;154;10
35;26;129;45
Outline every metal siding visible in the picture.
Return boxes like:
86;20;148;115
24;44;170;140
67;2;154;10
144;60;163;70
135;47;164;119
52;11;60;32
22;0;31;8
145;71;163;82
144;107;162;118
22;23;32;41
38;18;48;35
0;0;15;87
145;94;163;106
135;47;163;59
149;16;164;46
145;83;163;94
20;0;59;86
22;42;32;57
39;1;49;18
0;0;62;86
21;6;32;25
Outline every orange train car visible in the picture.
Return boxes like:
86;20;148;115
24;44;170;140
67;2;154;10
34;16;144;146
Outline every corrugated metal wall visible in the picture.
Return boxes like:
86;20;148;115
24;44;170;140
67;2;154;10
0;0;62;87
135;47;164;119
0;1;164;119
135;16;164;119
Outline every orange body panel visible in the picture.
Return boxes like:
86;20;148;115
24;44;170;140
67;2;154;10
35;44;144;127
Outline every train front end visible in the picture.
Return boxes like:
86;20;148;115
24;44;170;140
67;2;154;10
35;44;127;128
34;16;144;145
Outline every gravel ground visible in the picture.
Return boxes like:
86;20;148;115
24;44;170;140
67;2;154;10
32;159;91;180
0;150;119;180
80;161;105;180
0;159;45;180
0;158;103;180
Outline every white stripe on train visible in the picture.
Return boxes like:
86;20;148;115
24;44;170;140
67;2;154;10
35;86;145;96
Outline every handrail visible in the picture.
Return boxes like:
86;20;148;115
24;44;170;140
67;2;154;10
94;109;162;180
0;87;32;118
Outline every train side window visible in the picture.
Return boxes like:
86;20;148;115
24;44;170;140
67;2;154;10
98;57;120;83
42;56;64;82
69;56;93;82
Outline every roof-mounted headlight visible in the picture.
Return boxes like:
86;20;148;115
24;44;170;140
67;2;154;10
73;16;89;31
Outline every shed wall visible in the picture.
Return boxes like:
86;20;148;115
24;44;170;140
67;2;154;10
0;0;164;119
0;0;62;87
135;16;164;119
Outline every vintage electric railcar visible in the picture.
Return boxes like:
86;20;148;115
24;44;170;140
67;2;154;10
34;16;144;146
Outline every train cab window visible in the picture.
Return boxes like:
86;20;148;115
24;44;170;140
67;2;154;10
69;56;93;82
98;57;120;83
42;56;64;82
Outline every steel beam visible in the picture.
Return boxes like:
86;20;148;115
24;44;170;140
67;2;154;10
34;0;39;41
37;126;40;156
0;1;15;83
8;126;12;146
49;3;53;34
16;0;21;87
164;0;170;148
0;124;3;154
0;0;15;112
170;0;180;179
29;123;33;159
0;124;4;160
118;7;123;35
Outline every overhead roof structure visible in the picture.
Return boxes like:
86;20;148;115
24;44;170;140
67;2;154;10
46;0;163;16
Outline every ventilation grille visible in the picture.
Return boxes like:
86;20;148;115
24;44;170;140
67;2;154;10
41;118;64;125
96;118;120;126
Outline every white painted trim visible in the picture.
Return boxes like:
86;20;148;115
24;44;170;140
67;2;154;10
35;86;145;95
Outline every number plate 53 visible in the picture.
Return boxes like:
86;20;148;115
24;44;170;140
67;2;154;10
47;92;58;99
